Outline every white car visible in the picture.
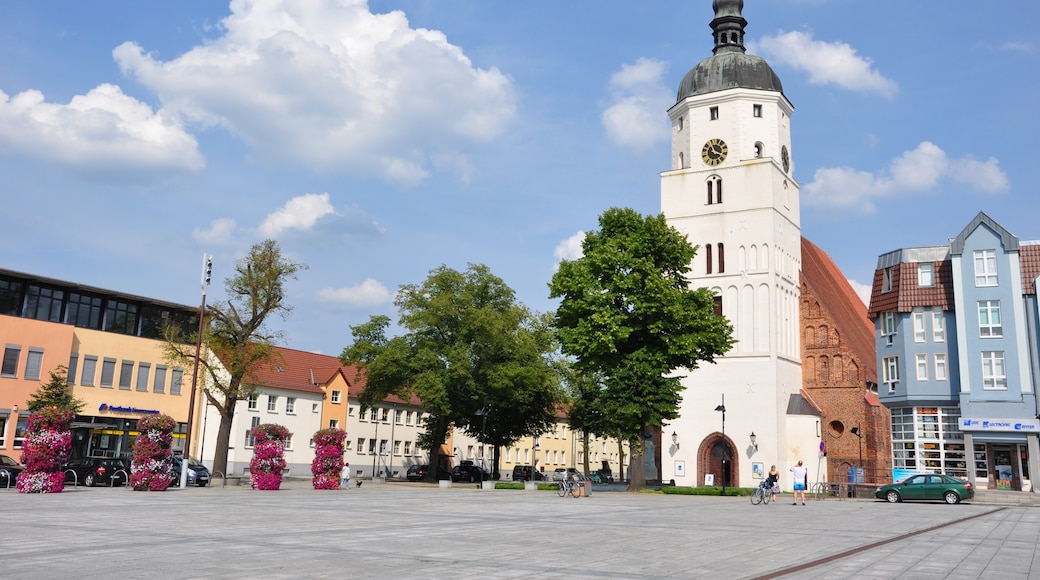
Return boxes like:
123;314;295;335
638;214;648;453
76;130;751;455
552;467;581;481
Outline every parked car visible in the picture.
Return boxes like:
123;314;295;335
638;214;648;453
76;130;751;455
875;473;974;504
511;465;545;481
451;461;490;482
170;456;211;487
0;454;25;487
64;457;128;487
406;464;429;481
553;467;582;482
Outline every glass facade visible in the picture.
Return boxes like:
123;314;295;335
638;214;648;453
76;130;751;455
890;407;966;477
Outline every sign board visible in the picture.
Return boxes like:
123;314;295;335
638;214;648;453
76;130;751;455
961;418;1040;432
675;460;685;477
704;473;714;486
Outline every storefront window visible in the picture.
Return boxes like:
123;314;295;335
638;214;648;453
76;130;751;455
890;406;964;476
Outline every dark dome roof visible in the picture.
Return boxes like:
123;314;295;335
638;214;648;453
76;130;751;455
676;0;784;101
677;53;783;100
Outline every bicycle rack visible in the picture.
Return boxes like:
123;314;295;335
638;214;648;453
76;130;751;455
111;469;130;489
0;471;11;489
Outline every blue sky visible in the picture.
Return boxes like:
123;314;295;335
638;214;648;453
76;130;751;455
1;1;1037;356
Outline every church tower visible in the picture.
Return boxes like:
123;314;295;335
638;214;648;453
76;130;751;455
662;1;820;489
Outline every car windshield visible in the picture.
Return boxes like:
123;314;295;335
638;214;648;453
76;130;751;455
0;455;19;467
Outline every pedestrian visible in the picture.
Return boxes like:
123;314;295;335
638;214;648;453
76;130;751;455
790;460;807;505
342;462;351;490
765;465;780;503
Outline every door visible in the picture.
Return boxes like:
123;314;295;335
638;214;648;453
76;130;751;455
994;447;1014;490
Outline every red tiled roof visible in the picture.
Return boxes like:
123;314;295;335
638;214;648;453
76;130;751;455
801;237;877;383
867;260;954;317
864;391;881;408
250;346;343;394
1022;244;1040;295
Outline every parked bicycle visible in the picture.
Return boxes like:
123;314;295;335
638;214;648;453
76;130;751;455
750;480;774;505
557;476;584;498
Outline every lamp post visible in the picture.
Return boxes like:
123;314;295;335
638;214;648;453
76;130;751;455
715;395;726;497
181;254;212;489
671;431;679;450
850;426;864;484
476;406;488;477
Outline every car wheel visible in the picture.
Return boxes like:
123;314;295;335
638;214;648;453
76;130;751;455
944;491;960;505
885;490;900;503
84;473;97;487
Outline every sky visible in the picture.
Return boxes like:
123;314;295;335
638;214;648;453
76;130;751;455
1;0;1037;356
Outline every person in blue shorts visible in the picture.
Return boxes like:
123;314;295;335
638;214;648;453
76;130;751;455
790;460;807;505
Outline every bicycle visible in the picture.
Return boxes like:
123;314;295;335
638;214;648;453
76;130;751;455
557;477;584;498
750;480;775;505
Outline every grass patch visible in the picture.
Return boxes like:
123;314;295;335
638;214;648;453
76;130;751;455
658;486;754;496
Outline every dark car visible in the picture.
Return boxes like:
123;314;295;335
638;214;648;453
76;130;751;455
406;464;428;481
451;461;490;482
64;457;128;487
0;454;25;487
511;465;544;481
170;456;211;487
875;473;974;504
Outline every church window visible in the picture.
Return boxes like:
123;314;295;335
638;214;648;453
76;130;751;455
678;116;684;131
706;244;713;274
753;104;762;117
679;152;684;169
713;295;723;316
707;181;713;204
707;177;722;204
754;142;763;157
718;243;725;273
710;107;719;121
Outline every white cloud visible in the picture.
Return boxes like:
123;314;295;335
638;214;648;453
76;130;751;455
317;278;391;308
0;84;203;176
751;31;898;99
847;279;872;306
258;193;337;238
193;217;238;245
601;58;671;151
113;0;516;187
553;230;585;271
804;141;1010;213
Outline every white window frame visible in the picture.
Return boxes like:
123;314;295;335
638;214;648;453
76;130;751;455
932;309;946;342
286;397;296;414
917;262;934;287
913;309;926;343
247;393;259;411
934;353;948;381
883;356;900;392
330;390;341;404
981;351;1007;390
978;300;1002;338
267;395;278;413
883;267;894;292
974;249;998;287
915;353;929;381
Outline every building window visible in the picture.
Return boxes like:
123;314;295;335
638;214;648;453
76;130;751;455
268;395;278;413
406;411;413;425
153;365;167;394
707;177;722;204
395;409;403;425
359;408;368;421
706;244;713;274
881;311;897;338
718;243;725;274
1;345;19;378
312;402;319;413
13;418;27;449
883;356;900;392
104;300;139;335
24;285;63;322
710;106;719;120
246;416;260;448
100;358;117;388
0;278;24;316
678;116;683;131
973;250;998;287
329;419;339;429
393;440;401;455
81;355;98;386
381;408;390;423
65;353;78;385
934;354;948;381
404;441;412;456
753;104;762;117
882;267;894;292
981;351;1007;390
135;362;150;392
915;354;928;381
978;300;1002;337
331;390;341;404
171;367;183;395
0;417;5;447
248;393;259;411
284;436;293;450
932;309;945;342
913;309;926;343
286;397;296;414
917;263;934;287
356;438;365;455
118;360;134;390
65;292;103;329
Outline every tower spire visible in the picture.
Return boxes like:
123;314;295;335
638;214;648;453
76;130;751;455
711;0;748;55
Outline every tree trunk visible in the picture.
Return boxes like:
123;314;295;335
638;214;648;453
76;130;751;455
628;443;646;491
581;434;590;478
213;410;235;477
616;436;626;482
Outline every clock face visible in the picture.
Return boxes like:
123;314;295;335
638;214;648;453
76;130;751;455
781;145;790;173
701;138;728;166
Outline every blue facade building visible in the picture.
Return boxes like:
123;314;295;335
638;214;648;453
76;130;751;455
869;212;1040;492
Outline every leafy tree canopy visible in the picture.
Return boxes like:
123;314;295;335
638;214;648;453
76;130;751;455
26;365;84;414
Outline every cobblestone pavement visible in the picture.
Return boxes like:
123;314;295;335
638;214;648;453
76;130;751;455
3;479;1039;579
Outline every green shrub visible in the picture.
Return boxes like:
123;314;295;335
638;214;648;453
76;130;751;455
658;486;755;496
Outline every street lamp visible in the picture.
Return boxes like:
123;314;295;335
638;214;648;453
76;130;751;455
850;426;864;483
671;431;679;450
750;432;757;452
715;395;726;497
181;254;212;489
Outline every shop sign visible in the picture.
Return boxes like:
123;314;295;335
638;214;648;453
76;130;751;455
960;418;1040;432
98;403;160;415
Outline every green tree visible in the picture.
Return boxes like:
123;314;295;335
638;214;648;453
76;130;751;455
164;239;306;478
342;264;564;481
548;207;734;491
26;365;84;413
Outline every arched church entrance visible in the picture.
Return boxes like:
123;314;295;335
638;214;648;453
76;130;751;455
697;433;737;488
